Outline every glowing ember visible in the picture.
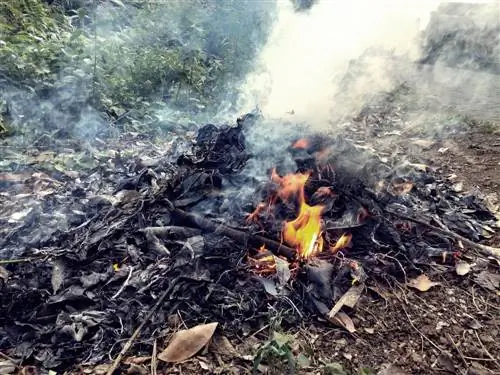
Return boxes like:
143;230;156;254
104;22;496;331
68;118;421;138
248;245;276;274
331;233;352;254
246;202;267;224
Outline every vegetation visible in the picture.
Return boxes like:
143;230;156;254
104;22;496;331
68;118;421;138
0;0;276;131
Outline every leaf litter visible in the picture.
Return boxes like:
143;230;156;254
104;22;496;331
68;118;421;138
0;111;499;374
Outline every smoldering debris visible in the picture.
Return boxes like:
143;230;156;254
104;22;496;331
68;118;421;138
0;112;498;373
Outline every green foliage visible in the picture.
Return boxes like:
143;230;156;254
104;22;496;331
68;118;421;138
0;0;72;83
0;0;275;131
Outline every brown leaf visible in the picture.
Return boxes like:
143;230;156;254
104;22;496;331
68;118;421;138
329;311;356;333
474;270;500;291
407;274;440;292
158;322;218;363
123;356;151;365
210;335;236;356
328;284;363;318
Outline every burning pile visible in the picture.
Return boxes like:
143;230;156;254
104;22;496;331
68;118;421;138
1;112;498;372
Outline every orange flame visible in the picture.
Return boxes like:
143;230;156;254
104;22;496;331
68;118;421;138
331;233;352;254
272;169;325;259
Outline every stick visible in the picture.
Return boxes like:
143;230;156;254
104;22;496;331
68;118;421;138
385;208;500;261
171;208;297;260
105;284;173;375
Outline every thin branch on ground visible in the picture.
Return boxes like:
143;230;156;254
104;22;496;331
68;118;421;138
402;305;445;354
473;330;500;367
105;284;174;375
446;333;469;368
111;266;134;300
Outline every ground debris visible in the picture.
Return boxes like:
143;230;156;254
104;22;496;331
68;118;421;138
0;113;498;374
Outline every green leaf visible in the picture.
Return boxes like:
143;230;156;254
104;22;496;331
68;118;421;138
272;331;294;348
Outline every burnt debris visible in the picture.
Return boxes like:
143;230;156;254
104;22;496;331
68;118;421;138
0;113;498;373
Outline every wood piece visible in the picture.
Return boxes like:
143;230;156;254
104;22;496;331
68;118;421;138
171;208;297;260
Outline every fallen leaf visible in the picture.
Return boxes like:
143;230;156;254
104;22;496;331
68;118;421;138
123;356;151;365
257;277;278;296
455;261;471;276
407;274;440;292
158;322;218;363
328;284;363;319
210;335;236;356
0;360;16;374
473;270;500;291
322;362;348;375
274;256;291;286
126;363;148;375
330;311;356;333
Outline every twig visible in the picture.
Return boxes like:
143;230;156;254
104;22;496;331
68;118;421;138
474;330;500;367
151;339;157;375
446;333;469;368
111;266;134;300
0;351;19;364
105;284;173;375
385;208;500;261
171;207;296;260
402;305;445;354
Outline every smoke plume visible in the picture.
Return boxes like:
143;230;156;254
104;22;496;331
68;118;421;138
238;0;500;129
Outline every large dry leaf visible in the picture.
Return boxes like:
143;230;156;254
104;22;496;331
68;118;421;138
407;274;440;292
158;322;218;363
328;284;363;318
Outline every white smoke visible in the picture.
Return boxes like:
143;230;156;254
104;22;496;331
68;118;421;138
237;0;499;129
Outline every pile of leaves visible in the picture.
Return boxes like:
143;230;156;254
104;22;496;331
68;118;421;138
0;112;498;373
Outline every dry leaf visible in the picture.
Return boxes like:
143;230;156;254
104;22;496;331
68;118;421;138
455;261;471;276
332;311;356;333
210;335;236;356
158;322;218;363
274;256;291;286
407;274;440;292
328;284;363;318
124;356;151;365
